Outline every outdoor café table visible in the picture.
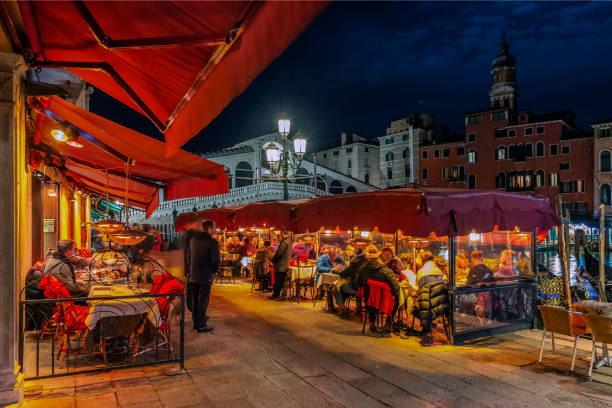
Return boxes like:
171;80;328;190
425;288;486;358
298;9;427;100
85;285;162;331
289;265;316;302
571;300;612;368
315;272;339;309
290;265;316;281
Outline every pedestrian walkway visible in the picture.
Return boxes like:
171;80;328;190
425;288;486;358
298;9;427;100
21;282;612;408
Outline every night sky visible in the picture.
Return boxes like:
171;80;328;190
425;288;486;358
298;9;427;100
90;1;612;154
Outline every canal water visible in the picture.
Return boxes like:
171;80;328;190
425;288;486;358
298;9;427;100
536;250;608;300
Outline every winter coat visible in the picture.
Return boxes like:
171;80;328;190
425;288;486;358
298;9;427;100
271;237;291;273
42;253;90;296
315;253;346;282
339;255;367;281
415;280;449;330
189;231;221;284
353;260;400;301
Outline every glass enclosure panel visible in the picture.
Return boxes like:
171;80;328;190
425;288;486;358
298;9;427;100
319;232;352;261
454;231;534;288
396;235;449;287
292;233;317;261
453;284;536;335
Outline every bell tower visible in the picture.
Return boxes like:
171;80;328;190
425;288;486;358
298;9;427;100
489;33;518;110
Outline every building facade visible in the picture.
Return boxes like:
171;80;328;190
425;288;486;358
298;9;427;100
419;138;466;187
593;120;612;213
309;132;380;187
418;38;594;216
379;113;436;189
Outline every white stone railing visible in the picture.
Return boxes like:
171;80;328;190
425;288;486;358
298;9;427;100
129;181;326;223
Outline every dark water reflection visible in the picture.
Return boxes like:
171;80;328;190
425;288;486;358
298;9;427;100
536;250;606;300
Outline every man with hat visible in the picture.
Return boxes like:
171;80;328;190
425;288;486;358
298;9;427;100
353;245;400;332
334;248;368;317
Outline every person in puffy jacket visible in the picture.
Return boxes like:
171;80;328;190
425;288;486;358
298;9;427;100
414;280;449;344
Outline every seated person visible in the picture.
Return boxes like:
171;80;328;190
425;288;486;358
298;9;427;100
466;250;495;286
225;236;240;253
434;256;449;279
380;247;405;281
455;252;470;285
335;248;368;315
238;237;256;276
291;242;308;261
254;240;274;290
315;245;346;283
42;240;92;297
353;245;400;331
416;251;445;288
495;249;518;279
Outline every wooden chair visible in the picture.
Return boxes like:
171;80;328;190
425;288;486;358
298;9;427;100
538;305;587;373
588;314;612;379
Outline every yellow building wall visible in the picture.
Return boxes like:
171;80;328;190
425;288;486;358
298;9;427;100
86;196;91;248
59;184;70;239
73;194;81;248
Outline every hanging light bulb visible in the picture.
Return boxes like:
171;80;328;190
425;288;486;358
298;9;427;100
47;186;57;197
65;128;83;148
468;230;481;242
51;121;69;142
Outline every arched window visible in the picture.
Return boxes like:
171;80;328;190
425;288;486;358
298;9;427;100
496;146;506;160
536;142;545;157
525;143;533;158
234;161;253;187
345;185;357;193
386;151;394;161
495;172;506;189
316;175;327;192
535;170;544;187
402;148;410;159
329;180;343;195
601;184;611;206
295;167;309;185
468;174;476;190
600;150;611;172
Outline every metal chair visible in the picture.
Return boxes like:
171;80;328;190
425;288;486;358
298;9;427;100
538;305;588;373
588;314;612;379
216;266;235;284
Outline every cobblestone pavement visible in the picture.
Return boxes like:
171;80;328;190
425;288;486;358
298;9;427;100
22;282;612;408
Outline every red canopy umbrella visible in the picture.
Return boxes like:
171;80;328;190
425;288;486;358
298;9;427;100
17;1;328;154
232;199;309;230
294;187;559;236
174;206;240;232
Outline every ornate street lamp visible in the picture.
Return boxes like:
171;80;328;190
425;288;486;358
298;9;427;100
264;116;307;200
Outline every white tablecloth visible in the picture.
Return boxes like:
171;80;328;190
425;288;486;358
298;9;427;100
84;285;161;330
289;265;316;281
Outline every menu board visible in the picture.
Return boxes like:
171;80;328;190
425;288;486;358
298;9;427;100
43;218;55;233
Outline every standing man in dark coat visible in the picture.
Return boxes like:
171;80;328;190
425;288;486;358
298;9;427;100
269;230;291;300
181;216;203;311
188;219;220;332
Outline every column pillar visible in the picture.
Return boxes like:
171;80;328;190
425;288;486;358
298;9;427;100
0;52;26;406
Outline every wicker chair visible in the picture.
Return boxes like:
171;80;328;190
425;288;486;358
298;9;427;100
538;305;587;372
588;314;612;379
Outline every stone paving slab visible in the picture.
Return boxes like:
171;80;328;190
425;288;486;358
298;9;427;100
22;281;612;408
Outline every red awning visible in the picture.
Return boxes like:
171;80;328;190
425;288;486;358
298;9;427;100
19;1;328;154
293;187;560;236
174;206;241;232
32;96;229;214
233;199;309;230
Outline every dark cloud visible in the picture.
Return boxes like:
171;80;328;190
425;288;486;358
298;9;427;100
91;1;612;153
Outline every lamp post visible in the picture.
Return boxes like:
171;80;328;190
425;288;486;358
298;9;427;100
264;116;307;200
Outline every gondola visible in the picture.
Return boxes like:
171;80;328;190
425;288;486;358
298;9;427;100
582;249;612;298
